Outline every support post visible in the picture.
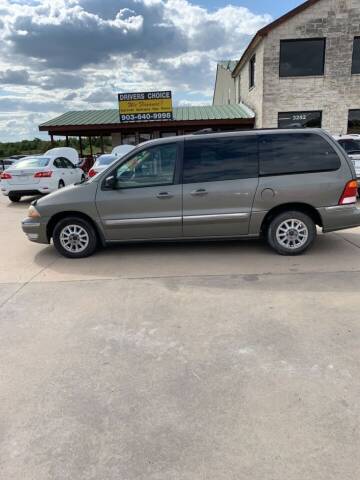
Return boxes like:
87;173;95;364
89;136;93;157
65;135;69;147
79;136;83;158
50;134;54;146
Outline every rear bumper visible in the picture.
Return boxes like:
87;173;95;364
318;204;360;233
21;218;49;244
2;189;46;197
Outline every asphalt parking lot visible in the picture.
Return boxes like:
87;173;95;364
1;194;360;480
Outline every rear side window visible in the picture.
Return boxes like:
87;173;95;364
183;136;258;184
259;133;341;176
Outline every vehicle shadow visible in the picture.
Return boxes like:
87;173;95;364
31;231;360;287
5;195;42;208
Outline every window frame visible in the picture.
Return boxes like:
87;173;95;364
249;55;256;89
182;134;259;185
278;110;323;129
352;37;360;75
348;109;360;134
279;38;326;78
258;132;341;177
102;141;182;191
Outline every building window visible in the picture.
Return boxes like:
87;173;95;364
279;38;326;77
278;111;322;129
352;37;360;74
122;134;136;145
160;132;177;138
139;133;152;143
249;55;256;89
348;110;360;134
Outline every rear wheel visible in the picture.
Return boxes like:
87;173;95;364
267;211;316;256
9;194;21;202
58;180;65;189
53;217;98;258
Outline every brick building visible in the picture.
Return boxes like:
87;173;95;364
213;0;360;135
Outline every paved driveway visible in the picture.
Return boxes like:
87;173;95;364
1;195;360;480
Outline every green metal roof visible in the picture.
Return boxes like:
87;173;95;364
217;60;238;72
40;104;254;128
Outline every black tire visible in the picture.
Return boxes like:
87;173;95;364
58;180;65;189
9;194;21;202
267;211;316;256
53;217;98;258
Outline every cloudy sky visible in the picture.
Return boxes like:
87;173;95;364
0;0;303;142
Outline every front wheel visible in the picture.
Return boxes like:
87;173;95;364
53;217;98;258
267;211;316;256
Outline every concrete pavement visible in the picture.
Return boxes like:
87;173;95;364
1;195;360;479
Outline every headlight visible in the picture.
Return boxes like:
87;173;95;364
28;205;41;218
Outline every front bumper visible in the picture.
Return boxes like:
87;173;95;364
21;218;49;244
319;204;360;233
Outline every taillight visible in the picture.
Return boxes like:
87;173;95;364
88;169;97;178
0;172;12;180
339;180;358;205
34;171;52;178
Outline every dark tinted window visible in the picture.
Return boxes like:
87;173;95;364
338;139;360;154
348;110;360;134
280;39;326;77
352;37;360;74
249;55;256;88
53;158;66;168
278;111;322;129
259;133;340;176
62;158;75;168
183;136;258;184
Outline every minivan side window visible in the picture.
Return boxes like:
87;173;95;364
183;136;258;184
113;143;177;189
259;133;341;176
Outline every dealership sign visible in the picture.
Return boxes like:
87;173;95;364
118;91;173;122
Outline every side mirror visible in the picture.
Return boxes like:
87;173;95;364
103;175;116;189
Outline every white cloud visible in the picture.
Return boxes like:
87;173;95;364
0;0;272;141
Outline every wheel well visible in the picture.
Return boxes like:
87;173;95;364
261;203;323;234
46;211;104;245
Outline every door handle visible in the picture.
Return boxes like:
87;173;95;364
191;189;208;196
156;192;173;199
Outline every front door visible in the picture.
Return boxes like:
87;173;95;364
182;135;259;237
96;142;182;241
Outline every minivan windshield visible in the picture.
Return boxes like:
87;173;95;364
13;157;50;169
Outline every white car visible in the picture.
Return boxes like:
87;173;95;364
88;145;136;178
0;147;85;202
88;154;117;178
334;134;360;179
111;144;135;158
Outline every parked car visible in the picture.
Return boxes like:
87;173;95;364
111;144;136;158
0;155;27;172
334;134;360;179
88;154;117;178
22;129;360;258
1;147;85;202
